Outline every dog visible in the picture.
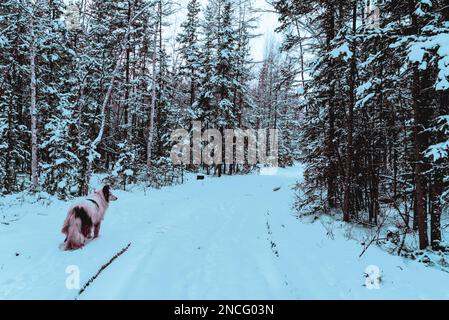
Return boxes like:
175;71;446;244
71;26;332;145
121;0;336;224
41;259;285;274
61;185;118;250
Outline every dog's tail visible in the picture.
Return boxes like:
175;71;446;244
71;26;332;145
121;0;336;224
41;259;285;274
64;206;90;251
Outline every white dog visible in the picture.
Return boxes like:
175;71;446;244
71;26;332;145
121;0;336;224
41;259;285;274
61;185;117;250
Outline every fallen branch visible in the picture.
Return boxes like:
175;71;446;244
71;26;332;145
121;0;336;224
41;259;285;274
397;228;409;256
77;243;131;297
359;218;386;258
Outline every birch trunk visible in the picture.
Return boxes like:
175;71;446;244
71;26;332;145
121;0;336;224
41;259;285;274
325;2;336;209
30;13;38;192
343;0;357;222
146;4;160;177
85;56;123;194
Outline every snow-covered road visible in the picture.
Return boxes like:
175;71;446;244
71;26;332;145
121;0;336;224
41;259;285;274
1;165;449;299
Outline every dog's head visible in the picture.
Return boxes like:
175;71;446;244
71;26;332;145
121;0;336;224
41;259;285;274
102;185;118;202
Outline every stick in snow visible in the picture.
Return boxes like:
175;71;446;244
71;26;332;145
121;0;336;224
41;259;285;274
77;243;131;297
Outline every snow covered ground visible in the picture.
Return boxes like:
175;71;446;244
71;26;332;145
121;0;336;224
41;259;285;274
1;164;449;299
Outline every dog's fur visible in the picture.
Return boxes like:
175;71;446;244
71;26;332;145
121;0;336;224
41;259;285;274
62;185;117;250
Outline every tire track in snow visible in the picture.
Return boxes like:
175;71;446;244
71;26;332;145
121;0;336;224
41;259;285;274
264;195;302;298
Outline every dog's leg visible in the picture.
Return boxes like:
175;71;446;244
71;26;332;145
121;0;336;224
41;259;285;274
82;224;92;239
64;218;85;250
87;225;92;239
94;223;101;238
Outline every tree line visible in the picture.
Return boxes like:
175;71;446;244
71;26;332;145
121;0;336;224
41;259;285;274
0;0;300;197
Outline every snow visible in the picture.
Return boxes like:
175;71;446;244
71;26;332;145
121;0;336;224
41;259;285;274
420;0;433;6
355;93;375;109
425;115;449;160
124;169;134;177
356;81;373;96
426;140;449;161
0;35;8;47
54;158;68;165
1;164;449;299
329;43;353;62
416;0;433;17
408;32;449;90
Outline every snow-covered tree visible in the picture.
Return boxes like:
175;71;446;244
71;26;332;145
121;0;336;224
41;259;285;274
177;0;202;108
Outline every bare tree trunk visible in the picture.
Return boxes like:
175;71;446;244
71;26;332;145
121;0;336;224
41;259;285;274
412;66;431;250
29;13;38;192
431;90;448;248
124;0;132;140
408;0;429;250
146;4;160;177
343;0;357;222
85;58;122;193
294;20;306;90
431;173;442;248
412;67;429;249
325;1;336;210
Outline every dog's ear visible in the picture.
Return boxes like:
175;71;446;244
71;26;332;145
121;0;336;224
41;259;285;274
102;185;110;202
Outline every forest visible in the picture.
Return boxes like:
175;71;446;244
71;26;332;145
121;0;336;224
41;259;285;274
0;0;300;191
281;0;449;252
1;0;449;256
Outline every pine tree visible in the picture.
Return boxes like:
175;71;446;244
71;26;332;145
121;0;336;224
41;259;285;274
177;0;202;108
214;0;238;130
196;0;218;127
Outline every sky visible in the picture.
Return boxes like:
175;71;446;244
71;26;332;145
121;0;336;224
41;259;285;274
168;0;281;63
65;0;281;63
248;0;281;62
